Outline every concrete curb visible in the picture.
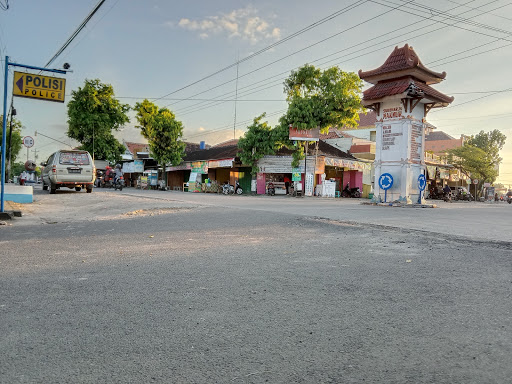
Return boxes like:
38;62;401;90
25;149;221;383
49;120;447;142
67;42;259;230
361;202;437;208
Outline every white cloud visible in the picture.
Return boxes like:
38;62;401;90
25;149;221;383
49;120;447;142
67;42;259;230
175;6;281;44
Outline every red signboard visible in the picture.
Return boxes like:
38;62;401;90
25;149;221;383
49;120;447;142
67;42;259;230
289;127;320;141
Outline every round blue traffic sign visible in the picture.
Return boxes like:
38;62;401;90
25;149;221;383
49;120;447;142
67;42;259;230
378;173;393;190
417;174;426;191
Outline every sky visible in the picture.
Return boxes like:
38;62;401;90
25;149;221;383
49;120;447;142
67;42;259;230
1;0;511;185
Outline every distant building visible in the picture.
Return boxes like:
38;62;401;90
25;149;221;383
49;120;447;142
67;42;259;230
424;131;465;155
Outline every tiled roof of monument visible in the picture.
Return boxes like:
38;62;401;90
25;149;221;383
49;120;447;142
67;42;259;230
362;77;454;104
358;44;447;85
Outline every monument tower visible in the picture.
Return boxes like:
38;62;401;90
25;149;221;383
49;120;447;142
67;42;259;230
359;44;454;202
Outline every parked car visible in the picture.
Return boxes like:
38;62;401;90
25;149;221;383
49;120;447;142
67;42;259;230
41;150;95;194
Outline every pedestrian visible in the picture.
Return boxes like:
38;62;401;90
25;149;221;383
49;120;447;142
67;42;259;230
19;171;26;185
284;176;291;195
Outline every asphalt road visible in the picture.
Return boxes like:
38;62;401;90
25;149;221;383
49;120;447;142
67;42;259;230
1;188;511;383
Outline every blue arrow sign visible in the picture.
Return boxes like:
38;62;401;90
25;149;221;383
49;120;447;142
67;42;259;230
379;173;393;190
417;174;426;191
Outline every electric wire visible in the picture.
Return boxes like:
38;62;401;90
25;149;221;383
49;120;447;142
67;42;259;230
165;0;416;112
152;0;369;102
44;0;106;68
170;0;508;118
53;0;121;66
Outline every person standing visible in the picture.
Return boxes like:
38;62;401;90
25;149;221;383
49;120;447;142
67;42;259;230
284;176;291;195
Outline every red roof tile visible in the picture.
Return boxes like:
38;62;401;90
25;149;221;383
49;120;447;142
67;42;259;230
124;141;149;155
359;44;446;85
357;111;377;127
212;139;239;148
362;77;454;104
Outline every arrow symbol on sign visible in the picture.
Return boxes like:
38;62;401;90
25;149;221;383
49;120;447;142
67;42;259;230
16;75;24;93
380;175;391;188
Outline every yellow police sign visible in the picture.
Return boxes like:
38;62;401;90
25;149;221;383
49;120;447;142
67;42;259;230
13;71;66;103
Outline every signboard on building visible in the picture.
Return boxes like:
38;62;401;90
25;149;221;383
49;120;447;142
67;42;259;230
191;161;208;174
134;160;144;173
292;168;301;181
289;127;320;141
410;122;423;163
381;124;404;153
382;106;403;120
208;158;234;168
13;71;66;103
305;173;314;196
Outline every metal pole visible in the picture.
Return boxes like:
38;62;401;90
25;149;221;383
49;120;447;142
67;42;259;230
304;141;308;195
1;56;9;212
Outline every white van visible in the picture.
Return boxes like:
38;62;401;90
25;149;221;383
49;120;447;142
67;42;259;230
41;150;96;194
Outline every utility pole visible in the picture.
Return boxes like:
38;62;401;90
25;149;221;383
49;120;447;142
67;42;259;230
233;54;239;140
31;148;39;161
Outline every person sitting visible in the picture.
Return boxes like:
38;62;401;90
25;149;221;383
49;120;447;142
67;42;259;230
443;184;451;196
114;164;123;183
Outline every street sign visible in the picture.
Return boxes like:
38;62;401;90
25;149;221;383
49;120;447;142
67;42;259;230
13;71;66;103
417;174;426;191
472;179;479;184
22;136;34;148
289;126;320;141
379;173;393;190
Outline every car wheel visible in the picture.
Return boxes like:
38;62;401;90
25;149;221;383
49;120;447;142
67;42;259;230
42;183;48;191
75;187;82;192
50;183;57;194
86;186;93;193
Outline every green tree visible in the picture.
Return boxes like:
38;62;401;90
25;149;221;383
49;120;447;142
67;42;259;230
238;114;277;174
282;64;364;131
466;130;506;167
67;79;130;163
449;130;506;191
238;64;364;171
134;99;186;181
0;114;23;179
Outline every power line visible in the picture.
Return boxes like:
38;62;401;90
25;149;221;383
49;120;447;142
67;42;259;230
168;0;507;118
165;0;418;113
152;0;369;102
44;0;106;68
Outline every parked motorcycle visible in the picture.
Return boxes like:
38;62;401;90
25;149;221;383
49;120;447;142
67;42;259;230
342;184;361;198
267;182;275;196
507;195;512;204
222;181;242;195
234;181;243;195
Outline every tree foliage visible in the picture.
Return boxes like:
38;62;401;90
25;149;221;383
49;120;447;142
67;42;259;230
238;64;364;172
449;129;506;186
282;64;364;131
0;114;23;167
466;129;506;167
134;99;186;169
449;146;497;182
67;79;130;163
238;114;278;174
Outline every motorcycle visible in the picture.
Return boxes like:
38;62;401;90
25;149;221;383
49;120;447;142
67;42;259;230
507;195;512;204
267;182;275;196
234;181;243;195
112;175;125;191
223;181;243;195
443;191;452;202
342;184;361;198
